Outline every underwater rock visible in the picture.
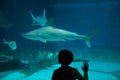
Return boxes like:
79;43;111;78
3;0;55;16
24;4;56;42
112;70;120;80
20;58;54;76
0;59;26;72
0;55;11;62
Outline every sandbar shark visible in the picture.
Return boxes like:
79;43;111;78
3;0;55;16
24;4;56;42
21;26;95;48
29;9;47;27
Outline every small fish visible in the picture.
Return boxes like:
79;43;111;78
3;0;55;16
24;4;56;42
3;39;17;50
47;52;54;59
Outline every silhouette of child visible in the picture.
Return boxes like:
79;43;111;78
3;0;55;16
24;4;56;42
52;49;89;80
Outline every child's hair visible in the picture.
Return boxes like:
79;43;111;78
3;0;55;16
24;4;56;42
58;49;73;66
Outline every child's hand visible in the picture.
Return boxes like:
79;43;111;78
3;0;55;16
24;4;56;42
81;61;89;73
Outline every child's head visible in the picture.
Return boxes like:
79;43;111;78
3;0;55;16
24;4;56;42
58;49;73;66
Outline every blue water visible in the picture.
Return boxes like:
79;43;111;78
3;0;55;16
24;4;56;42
1;62;120;80
0;0;120;80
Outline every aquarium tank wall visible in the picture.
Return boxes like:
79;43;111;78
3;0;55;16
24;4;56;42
0;0;120;80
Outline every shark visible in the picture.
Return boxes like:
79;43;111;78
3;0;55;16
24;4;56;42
29;9;47;27
21;26;95;48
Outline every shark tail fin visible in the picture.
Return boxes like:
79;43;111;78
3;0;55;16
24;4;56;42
85;31;96;48
43;8;46;17
29;11;36;26
29;11;36;21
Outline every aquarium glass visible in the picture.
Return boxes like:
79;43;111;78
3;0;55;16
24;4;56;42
0;0;120;80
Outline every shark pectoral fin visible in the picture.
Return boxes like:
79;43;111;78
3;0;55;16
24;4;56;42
62;39;66;41
40;39;47;43
85;39;91;48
